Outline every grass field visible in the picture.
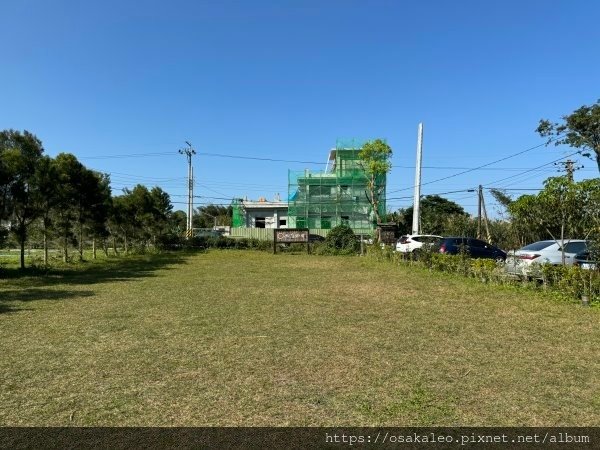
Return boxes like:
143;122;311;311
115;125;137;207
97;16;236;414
1;250;599;426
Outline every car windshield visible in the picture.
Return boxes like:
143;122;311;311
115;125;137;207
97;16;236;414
520;241;554;251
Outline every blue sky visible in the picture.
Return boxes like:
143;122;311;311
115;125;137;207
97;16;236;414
1;0;599;216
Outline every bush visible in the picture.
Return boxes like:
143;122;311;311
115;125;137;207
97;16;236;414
322;225;359;255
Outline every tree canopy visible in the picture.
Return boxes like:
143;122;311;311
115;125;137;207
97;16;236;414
537;99;600;173
358;139;392;226
0;129;181;268
396;195;468;235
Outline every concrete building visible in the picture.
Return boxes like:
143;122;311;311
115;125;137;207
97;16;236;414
232;195;288;229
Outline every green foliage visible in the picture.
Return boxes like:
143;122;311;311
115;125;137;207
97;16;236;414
0;130;45;269
193;204;232;228
366;244;600;306
321;225;359;255
396;195;469;235
537;99;600;173
358;139;392;225
508;176;600;246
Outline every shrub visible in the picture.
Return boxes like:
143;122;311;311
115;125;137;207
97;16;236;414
322;225;359;255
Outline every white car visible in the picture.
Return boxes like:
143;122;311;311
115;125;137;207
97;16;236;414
395;234;442;253
505;239;588;278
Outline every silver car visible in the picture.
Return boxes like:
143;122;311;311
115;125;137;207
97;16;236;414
505;240;588;278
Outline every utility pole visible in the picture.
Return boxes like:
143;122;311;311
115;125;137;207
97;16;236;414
412;123;424;235
179;141;196;238
555;159;582;182
481;189;492;243
477;185;483;239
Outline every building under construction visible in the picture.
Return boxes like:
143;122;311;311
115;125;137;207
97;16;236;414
287;139;386;232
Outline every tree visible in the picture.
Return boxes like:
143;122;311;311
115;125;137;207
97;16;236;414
168;210;187;236
537;99;600;173
194;204;232;228
80;170;112;259
396;195;468;235
32;156;60;266
508;176;600;264
0;130;44;269
358;139;392;227
148;186;173;245
53;153;86;262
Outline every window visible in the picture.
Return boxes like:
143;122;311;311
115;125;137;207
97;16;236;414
279;219;287;227
469;239;487;248
255;217;266;228
563;241;587;254
521;241;554;251
321;217;331;229
341;215;350;226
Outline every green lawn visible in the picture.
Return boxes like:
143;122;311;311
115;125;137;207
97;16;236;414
1;250;599;426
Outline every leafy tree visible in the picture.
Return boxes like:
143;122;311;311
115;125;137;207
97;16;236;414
169;210;187;235
396;195;468;235
109;185;174;252
53;153;84;262
537;99;600;173
0;130;44;269
358;139;392;227
148;186;173;245
508;176;600;264
489;188;514;211
32;156;60;265
81;171;112;259
194;204;232;228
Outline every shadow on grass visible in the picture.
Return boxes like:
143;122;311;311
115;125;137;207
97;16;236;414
0;289;95;314
0;251;197;313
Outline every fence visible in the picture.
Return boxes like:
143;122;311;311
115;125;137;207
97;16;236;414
229;228;374;241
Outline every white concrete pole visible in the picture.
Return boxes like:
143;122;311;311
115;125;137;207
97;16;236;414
412;123;424;235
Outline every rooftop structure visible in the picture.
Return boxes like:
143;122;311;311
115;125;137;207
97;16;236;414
232;195;288;229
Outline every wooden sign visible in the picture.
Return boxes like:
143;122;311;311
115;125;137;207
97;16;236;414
274;228;310;253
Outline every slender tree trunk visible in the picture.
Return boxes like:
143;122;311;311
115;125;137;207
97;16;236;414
113;236;119;256
63;232;68;263
19;232;26;270
92;237;96;260
43;218;48;267
103;239;109;257
124;233;128;255
561;222;565;266
78;221;84;261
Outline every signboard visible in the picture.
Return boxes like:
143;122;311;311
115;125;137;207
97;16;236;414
377;223;398;246
274;228;310;254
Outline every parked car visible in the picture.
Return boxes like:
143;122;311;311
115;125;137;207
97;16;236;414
395;234;442;253
573;251;598;270
434;237;506;261
504;239;588;278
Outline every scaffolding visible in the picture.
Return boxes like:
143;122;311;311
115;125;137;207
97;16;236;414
287;139;386;231
231;198;245;228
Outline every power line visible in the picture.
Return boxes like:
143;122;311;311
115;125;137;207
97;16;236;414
80;151;177;160
482;152;579;187
387;138;561;195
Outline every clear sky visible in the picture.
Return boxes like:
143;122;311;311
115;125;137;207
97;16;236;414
1;0;599;216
